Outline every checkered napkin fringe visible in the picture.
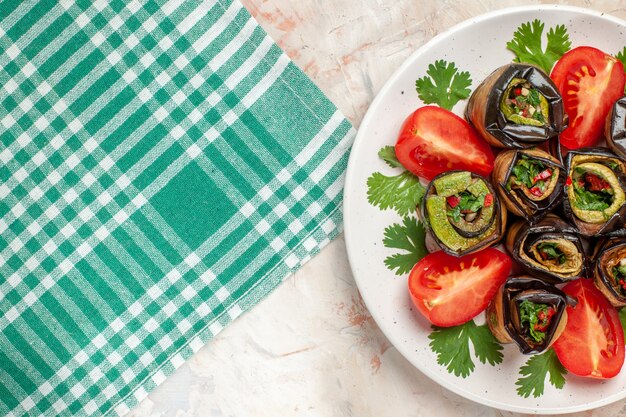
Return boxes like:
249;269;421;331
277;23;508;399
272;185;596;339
0;0;354;415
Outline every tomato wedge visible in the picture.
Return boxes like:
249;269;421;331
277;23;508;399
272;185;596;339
408;248;511;327
552;279;625;379
395;106;494;180
550;46;626;149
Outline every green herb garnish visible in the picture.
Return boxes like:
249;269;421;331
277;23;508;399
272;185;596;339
429;321;503;378
382;216;427;275
367;170;425;216
516;348;567;398
378;145;404;169
415;60;472;110
507;19;571;73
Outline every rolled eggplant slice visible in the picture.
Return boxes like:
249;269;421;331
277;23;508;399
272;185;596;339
593;237;626;307
563;147;626;236
605;96;626;159
422;171;506;256
486;277;570;354
493;147;564;222
506;214;586;284
466;63;567;149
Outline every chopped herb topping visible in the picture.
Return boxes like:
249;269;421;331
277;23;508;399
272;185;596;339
612;261;626;295
504;80;547;124
446;191;486;222
537;242;566;265
519;300;555;343
572;172;613;211
508;155;552;195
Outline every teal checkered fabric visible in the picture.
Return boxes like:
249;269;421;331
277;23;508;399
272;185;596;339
0;0;354;415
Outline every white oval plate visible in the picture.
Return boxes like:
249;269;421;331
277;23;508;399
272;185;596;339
344;5;626;414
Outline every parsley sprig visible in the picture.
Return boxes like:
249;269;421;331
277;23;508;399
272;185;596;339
516;349;567;398
415;60;472;110
429;321;504;378
383;216;427;275
507;19;571;73
378;145;404;169
366;147;425;217
367;171;425;217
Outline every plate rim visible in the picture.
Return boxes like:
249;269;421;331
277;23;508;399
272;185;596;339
343;4;626;414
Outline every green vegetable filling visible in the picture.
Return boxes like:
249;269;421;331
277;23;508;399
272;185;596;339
507;155;552;194
519;300;555;344
612;262;626;295
536;242;566;265
501;79;549;126
446;191;486;222
572;169;614;212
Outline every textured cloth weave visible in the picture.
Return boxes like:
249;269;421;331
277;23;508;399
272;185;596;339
0;0;354;415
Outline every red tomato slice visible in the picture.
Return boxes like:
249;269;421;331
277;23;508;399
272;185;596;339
408;248;511;327
550;46;626;149
395;106;495;180
552;279;625;379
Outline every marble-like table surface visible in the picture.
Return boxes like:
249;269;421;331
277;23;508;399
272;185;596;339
128;1;626;416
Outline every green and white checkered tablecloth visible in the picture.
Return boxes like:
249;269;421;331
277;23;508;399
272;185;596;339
0;0;354;415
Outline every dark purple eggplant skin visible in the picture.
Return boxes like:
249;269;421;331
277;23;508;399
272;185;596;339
592;237;626;307
494;149;565;224
489;276;572;355
562;147;626;236
506;215;587;284
606;96;626;159
466;64;567;149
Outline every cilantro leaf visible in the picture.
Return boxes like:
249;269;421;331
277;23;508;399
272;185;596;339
378;145;404;169
382;216;427;275
429;321;504;378
415;60;472;110
367;171;425;216
507;20;571;73
516;348;567;398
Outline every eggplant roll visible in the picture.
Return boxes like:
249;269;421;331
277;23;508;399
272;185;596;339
593;237;626;307
563;147;626;236
506;214;586;284
466;63;566;148
493;147;564;222
605;96;626;159
422;171;506;256
486;276;570;354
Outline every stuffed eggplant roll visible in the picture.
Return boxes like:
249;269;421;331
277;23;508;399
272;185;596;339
466;63;566;148
506;215;586;284
486;276;570;354
493;148;564;222
563;147;626;236
422;171;506;256
605;96;626;159
593;237;626;307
